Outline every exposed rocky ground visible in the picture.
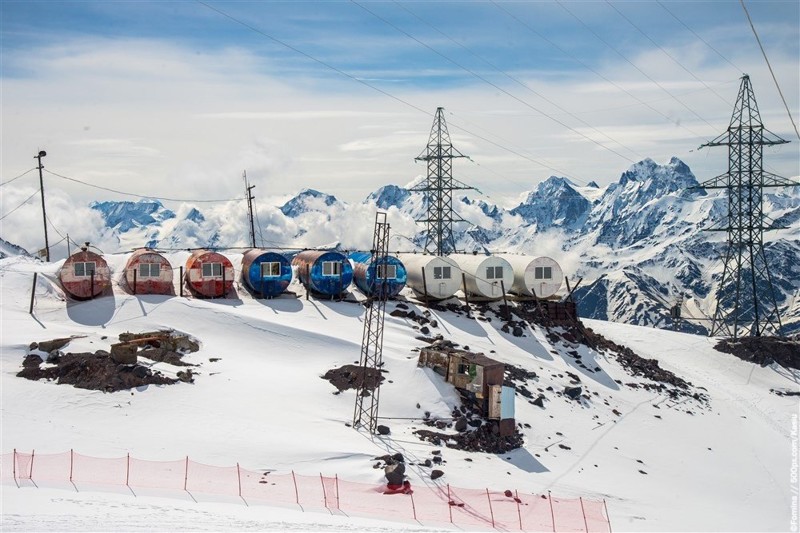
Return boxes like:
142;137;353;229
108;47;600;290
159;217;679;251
18;330;200;392
714;336;800;370
322;364;385;393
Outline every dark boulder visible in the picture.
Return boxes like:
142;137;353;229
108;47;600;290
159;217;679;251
376;424;391;435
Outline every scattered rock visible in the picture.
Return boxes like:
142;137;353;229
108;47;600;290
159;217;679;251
376;424;391;435
564;386;582;400
430;469;444;480
322;365;384;392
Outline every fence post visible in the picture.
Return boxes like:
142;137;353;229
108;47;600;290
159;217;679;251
179;266;184;297
69;449;73;484
12;449;16;484
447;484;453;524
548;491;556;533
320;473;328;509
604;499;612;533
126;453;130;487
515;489;523;531
237;463;242;498
183;456;189;491
486;488;495;528
410;489;418;521
133;269;137;295
335;474;340;510
29;273;38;314
291;470;300;506
421;267;429;307
30;450;35;481
91;271;95;297
461;273;470;316
500;279;510;320
580;496;589;533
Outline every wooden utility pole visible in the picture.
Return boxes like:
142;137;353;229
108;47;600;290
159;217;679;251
35;150;50;262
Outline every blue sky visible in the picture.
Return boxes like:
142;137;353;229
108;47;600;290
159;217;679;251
2;0;798;211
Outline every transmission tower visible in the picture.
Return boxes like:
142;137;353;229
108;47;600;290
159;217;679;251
353;212;391;433
243;171;257;248
696;74;796;339
412;107;475;255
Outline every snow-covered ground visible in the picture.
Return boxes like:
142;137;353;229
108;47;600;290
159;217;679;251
1;252;797;531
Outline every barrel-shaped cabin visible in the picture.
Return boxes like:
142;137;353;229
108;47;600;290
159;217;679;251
349;252;407;299
59;245;111;300
124;248;173;295
396;253;461;300
292;250;353;297
500;254;563;298
449;254;514;300
184;250;234;298
241;249;292;298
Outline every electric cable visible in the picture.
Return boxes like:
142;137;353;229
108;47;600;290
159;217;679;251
44;169;241;203
740;0;800;140
0;188;41;221
0;167;37;187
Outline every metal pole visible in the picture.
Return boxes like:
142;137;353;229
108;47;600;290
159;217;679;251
500;279;509;320
485;488;495;528
221;265;226;298
183;456;189;491
66;234;71;257
29;273;38;314
237;463;242;498
291;470;300;505
461;272;470;316
447;484;453;524
410;489;417;521
421;266;429;307
91;271;95;298
580;496;589;533
35;151;50;262
548;491;556;533
604;499;612;533
320;473;328;508
305;265;310;300
69;449;73;483
180;266;184;297
133;268;137;295
126;453;130;487
515;489;523;530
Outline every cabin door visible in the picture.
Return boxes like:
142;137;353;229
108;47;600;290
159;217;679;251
488;385;502;420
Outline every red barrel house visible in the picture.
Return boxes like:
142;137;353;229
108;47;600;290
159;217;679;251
184;250;234;298
59;243;111;300
123;248;174;295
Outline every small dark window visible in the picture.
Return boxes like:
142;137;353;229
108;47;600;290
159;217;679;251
261;262;281;277
322;261;341;276
377;264;397;280
138;263;160;278
74;262;96;277
535;266;552;280
202;263;223;277
433;266;452;280
486;266;503;279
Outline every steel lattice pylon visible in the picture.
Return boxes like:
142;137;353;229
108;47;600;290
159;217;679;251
353;212;391;433
697;74;796;339
412;107;475;255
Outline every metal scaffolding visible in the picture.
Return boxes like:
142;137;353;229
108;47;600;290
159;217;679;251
412;107;475;255
696;74;796;339
353;212;391;433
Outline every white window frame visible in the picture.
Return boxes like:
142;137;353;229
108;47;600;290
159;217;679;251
202;262;223;278
433;266;451;280
486;266;503;280
261;262;281;278
376;264;397;280
74;262;96;277
138;263;160;278
535;266;553;280
322;261;341;277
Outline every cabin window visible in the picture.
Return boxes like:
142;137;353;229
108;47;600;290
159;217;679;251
322;261;341;276
261;262;281;277
486;266;503;279
73;262;96;277
202;262;223;277
377;264;397;280
138;263;160;278
433;266;451;280
535;266;553;280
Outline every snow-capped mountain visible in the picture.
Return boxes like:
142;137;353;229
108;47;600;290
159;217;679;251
79;157;800;336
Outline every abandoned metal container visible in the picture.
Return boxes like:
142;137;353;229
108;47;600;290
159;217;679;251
448;254;514;300
292;250;353;296
241;249;292;298
123;248;174;295
395;253;461;300
348;251;407;299
500;254;563;298
184;250;234;298
58;244;111;300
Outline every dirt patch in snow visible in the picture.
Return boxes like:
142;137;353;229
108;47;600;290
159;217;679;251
714;336;800;370
322;364;385;392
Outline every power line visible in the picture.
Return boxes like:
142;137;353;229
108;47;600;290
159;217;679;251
740;0;800;141
44;169;241;203
0;167;37;187
196;0;590;186
605;1;732;107
354;0;638;165
556;0;719;133
655;0;743;75
0;188;41;221
490;1;710;141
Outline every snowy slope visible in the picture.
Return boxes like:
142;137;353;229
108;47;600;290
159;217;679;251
1;253;797;531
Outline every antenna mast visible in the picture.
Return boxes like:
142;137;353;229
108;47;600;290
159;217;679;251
695;74;796;339
243;171;257;248
412;107;475;255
